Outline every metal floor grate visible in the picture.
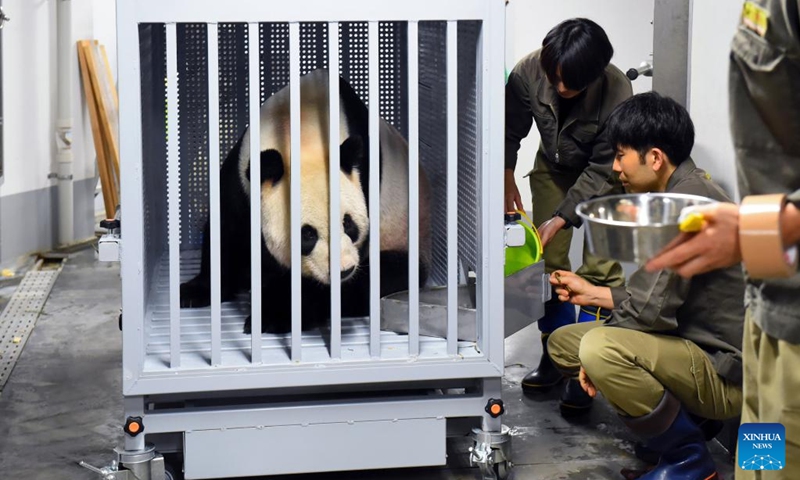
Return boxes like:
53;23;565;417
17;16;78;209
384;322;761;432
0;261;64;390
143;252;481;372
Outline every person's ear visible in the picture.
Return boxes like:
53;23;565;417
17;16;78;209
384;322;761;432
650;148;666;172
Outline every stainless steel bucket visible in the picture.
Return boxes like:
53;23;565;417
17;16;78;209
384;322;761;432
576;193;717;264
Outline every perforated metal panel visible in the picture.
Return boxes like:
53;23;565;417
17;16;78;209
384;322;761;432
417;21;482;285
418;22;448;286
219;24;250;157
379;24;407;137
139;19;480;296
456;22;481;276
171;23;413;251
139;24;169;307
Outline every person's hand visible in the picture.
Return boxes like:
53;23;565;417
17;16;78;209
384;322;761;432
504;169;524;213
548;270;595;306
579;366;597;398
538;216;567;247
645;203;741;277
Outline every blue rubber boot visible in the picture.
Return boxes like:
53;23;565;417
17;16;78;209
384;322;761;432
577;305;613;323
521;302;575;393
620;391;720;480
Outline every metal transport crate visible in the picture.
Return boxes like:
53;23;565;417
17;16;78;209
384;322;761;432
83;1;548;479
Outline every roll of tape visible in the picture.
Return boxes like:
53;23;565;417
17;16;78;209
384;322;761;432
739;194;798;279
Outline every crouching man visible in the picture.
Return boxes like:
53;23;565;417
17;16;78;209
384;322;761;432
547;92;744;480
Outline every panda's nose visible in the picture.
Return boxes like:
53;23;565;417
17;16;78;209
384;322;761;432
341;266;356;281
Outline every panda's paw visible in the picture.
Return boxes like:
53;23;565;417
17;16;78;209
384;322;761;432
243;316;252;334
180;280;211;308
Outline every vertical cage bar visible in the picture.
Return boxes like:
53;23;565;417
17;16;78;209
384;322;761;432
289;22;303;362
117;0;145;393
476;20;487;353
486;4;506;367
446;20;458;356
166;23;181;369
248;22;263;363
207;23;222;366
407;21;420;356
328;22;342;359
368;21;381;358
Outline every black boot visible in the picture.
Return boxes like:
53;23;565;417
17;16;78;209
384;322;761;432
559;378;594;418
521;334;564;393
620;391;720;480
634;416;724;465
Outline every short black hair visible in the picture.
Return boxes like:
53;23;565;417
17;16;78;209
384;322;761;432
606;91;695;165
540;18;614;91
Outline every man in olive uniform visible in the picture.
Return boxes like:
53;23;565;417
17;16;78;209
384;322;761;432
547;92;744;480
647;1;800;477
504;18;631;409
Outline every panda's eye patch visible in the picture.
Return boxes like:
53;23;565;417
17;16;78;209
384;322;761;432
343;214;359;243
300;225;318;256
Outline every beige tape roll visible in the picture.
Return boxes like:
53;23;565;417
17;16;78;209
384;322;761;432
739;194;798;279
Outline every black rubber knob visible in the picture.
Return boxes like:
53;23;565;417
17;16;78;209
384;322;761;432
504;212;521;224
100;219;120;230
626;68;638;80
124;416;144;437
485;398;505;418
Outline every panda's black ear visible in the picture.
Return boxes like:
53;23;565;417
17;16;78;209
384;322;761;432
340;136;365;175
253;149;284;186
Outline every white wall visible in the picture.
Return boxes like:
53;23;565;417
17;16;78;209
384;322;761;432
505;0;655;212
688;1;741;200
0;0;116;199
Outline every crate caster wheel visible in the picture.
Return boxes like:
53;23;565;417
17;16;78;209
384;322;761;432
492;461;511;480
163;454;183;480
470;425;512;480
164;463;178;480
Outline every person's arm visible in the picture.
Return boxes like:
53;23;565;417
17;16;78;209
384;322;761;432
604;267;687;333
549;270;615;310
549;267;687;333
644;203;741;277
554;125;622;228
504;72;534;172
504;72;535;212
646;192;800;278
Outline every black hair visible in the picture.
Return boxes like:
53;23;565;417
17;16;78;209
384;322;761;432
606;91;695;165
540;18;614;91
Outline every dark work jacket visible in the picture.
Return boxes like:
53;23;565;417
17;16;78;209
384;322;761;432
605;160;746;385
730;0;800;343
505;48;632;226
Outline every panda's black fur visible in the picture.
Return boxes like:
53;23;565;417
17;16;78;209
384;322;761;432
180;69;430;334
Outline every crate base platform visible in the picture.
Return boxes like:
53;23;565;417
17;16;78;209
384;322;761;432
142;251;482;372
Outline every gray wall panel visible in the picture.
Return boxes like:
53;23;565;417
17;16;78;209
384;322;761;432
0;177;96;263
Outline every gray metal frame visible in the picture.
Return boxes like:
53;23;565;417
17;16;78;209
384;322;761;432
0;0;4;186
653;0;692;108
116;1;510;478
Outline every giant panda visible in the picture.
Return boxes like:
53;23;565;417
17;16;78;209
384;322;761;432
180;69;432;334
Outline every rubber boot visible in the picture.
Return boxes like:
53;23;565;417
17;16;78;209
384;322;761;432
521;333;564;393
634;416;724;465
619;391;720;480
577;305;613;323
521;302;575;393
559;378;594;418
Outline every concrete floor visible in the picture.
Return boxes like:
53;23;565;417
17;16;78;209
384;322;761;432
0;245;735;480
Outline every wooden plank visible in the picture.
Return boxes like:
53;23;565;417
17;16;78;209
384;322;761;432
82;40;121;207
94;41;121;188
99;43;119;110
77;40;116;219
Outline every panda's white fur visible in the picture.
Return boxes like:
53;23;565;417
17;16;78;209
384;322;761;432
236;70;370;284
236;68;430;285
180;68;432;333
